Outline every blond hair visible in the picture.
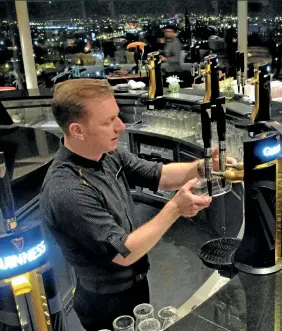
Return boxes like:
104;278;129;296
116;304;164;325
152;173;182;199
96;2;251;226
52;79;113;133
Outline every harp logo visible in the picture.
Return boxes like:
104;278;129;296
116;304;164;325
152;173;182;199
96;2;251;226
11;237;24;252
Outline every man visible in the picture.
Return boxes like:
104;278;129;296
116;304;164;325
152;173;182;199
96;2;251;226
160;25;182;76
40;79;222;331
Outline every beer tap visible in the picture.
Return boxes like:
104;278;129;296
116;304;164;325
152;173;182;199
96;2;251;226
212;162;244;183
240;52;245;95
200;54;230;195
209;55;220;121
147;52;156;100
215;97;226;188
190;45;196;77
201;56;213;196
234;62;271;130
235;51;241;94
190;44;196;63
250;62;271;122
146;51;163;109
193;47;204;84
147;52;163;99
134;45;143;77
194;45;201;77
210;55;228;188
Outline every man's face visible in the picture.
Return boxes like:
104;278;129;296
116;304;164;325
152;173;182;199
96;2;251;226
79;95;126;154
164;29;175;39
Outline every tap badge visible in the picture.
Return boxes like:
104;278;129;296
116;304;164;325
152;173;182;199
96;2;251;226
0;163;6;178
11;237;24;253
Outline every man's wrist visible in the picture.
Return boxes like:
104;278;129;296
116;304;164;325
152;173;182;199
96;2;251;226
165;200;182;220
196;159;205;178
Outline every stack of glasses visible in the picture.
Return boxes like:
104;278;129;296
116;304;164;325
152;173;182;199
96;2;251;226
194;122;247;162
142;109;200;139
98;304;178;331
142;109;246;162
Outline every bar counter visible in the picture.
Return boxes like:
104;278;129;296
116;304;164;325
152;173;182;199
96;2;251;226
1;86;281;330
1;86;282;122
168;270;282;331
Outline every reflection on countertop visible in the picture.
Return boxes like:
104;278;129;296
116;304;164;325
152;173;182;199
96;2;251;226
169;270;282;331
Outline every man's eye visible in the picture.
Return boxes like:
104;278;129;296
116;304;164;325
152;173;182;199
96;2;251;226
104;118;114;125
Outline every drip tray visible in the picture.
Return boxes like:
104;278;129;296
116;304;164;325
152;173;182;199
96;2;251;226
199;238;241;270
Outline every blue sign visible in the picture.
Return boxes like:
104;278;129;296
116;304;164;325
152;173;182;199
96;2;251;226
0;241;46;271
0;222;48;280
253;133;281;165
262;144;281;157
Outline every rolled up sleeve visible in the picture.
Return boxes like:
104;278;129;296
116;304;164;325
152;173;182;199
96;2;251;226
48;183;131;260
117;149;162;191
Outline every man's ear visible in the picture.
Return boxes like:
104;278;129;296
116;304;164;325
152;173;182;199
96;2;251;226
68;122;85;140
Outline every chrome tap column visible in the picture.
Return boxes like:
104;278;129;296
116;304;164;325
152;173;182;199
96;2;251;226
201;56;213;195
200;54;227;196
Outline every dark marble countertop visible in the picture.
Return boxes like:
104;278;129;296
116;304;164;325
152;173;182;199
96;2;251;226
2;86;282;119
0;126;59;184
0;86;260;119
169;270;282;331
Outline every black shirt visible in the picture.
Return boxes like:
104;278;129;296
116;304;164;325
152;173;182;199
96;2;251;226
40;142;162;294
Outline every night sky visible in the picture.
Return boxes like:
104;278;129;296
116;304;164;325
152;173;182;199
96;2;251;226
0;0;278;20
0;0;238;20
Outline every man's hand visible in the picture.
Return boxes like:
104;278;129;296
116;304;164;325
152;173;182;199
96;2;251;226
113;177;211;267
170;178;212;217
212;145;237;171
160;55;167;62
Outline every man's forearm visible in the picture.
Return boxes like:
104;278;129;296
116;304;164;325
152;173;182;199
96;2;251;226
112;201;180;267
159;160;203;190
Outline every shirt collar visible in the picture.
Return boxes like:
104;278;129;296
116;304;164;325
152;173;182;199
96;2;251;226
57;138;106;169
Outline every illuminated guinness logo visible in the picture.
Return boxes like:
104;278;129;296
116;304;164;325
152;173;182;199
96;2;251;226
0;241;46;271
263;144;281;157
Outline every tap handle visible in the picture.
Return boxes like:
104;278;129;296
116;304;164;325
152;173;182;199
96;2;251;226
216;97;226;142
201;102;212;149
239;52;245;73
235;51;240;71
216;97;226;187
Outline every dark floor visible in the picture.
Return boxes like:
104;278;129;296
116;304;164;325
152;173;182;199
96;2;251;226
66;202;216;330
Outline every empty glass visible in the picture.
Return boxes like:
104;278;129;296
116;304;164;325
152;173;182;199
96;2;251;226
141;109;200;139
133;303;154;330
113;316;135;331
191;178;208;196
138;318;161;331
142;108;246;160
158;306;178;330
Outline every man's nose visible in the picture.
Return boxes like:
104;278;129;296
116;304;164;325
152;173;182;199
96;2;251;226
116;117;126;132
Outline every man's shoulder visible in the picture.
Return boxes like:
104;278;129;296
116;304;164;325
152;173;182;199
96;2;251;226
41;156;81;200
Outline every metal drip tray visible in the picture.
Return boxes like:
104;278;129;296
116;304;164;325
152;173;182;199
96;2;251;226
199;238;241;269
